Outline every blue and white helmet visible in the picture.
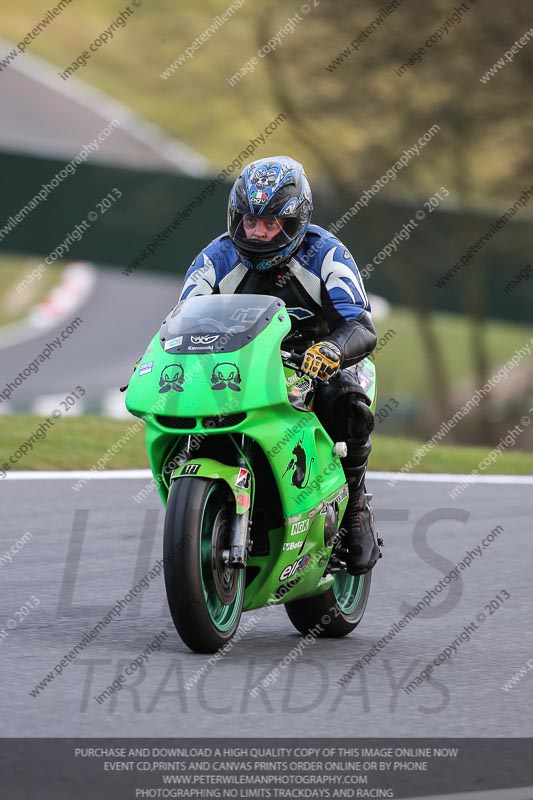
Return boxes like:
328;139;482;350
227;156;313;271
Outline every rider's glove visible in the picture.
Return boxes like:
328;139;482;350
301;341;342;382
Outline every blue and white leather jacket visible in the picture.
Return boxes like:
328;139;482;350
178;224;377;366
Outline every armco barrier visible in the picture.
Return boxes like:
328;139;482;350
0;150;531;324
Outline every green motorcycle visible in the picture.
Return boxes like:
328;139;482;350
126;294;377;653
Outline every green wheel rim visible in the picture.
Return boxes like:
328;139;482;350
332;571;364;615
199;485;244;632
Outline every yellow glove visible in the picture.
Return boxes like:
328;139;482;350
301;341;342;381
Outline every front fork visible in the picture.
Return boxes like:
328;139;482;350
171;435;254;570
224;511;251;569
224;433;253;569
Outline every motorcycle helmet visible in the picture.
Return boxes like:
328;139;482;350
228;155;312;271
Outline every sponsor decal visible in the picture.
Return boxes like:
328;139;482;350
343;249;350;259
159;364;185;393
286;514;302;524
181;463;200;475
286;373;301;387
236;492;250;509
336;485;349;503
320;485;349;513
211;362;241;392
139;361;153;376
308;507;318;519
230;307;264;324
283;540;303;552
317;554;329;568
164;336;183;350
250;189;267;205
279;554;311;582
290;518;310;536
190;334;219;345
286;374;313;395
235;468;250;489
283;435;314;489
356;362;375;392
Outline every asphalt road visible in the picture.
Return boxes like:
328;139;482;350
1;475;531;738
0;268;179;402
0;39;208;173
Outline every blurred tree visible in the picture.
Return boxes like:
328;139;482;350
256;0;533;437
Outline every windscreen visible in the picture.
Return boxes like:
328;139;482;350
160;294;284;354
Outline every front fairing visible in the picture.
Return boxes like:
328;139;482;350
125;294;290;420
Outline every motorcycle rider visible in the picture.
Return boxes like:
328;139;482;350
178;156;382;574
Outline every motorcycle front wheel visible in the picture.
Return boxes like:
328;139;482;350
163;477;245;653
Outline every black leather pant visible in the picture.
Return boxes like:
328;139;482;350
313;365;374;473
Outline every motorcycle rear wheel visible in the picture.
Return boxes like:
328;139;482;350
284;570;371;637
163;477;245;653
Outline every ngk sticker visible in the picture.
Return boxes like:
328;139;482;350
290;519;310;536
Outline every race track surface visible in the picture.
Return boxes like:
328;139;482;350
0;268;179;401
0;42;208;173
1;475;531;737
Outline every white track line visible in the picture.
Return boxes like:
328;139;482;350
2;470;152;480
368;471;533;484
3;470;533;482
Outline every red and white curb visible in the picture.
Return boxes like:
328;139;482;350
0;388;130;419
28;261;95;328
0;261;96;350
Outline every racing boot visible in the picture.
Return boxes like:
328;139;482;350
338;465;382;575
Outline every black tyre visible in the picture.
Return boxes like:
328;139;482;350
163;477;245;653
284;571;371;637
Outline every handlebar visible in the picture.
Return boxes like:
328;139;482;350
281;349;305;369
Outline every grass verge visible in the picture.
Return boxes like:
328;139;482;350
374;309;533;400
1;415;531;476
